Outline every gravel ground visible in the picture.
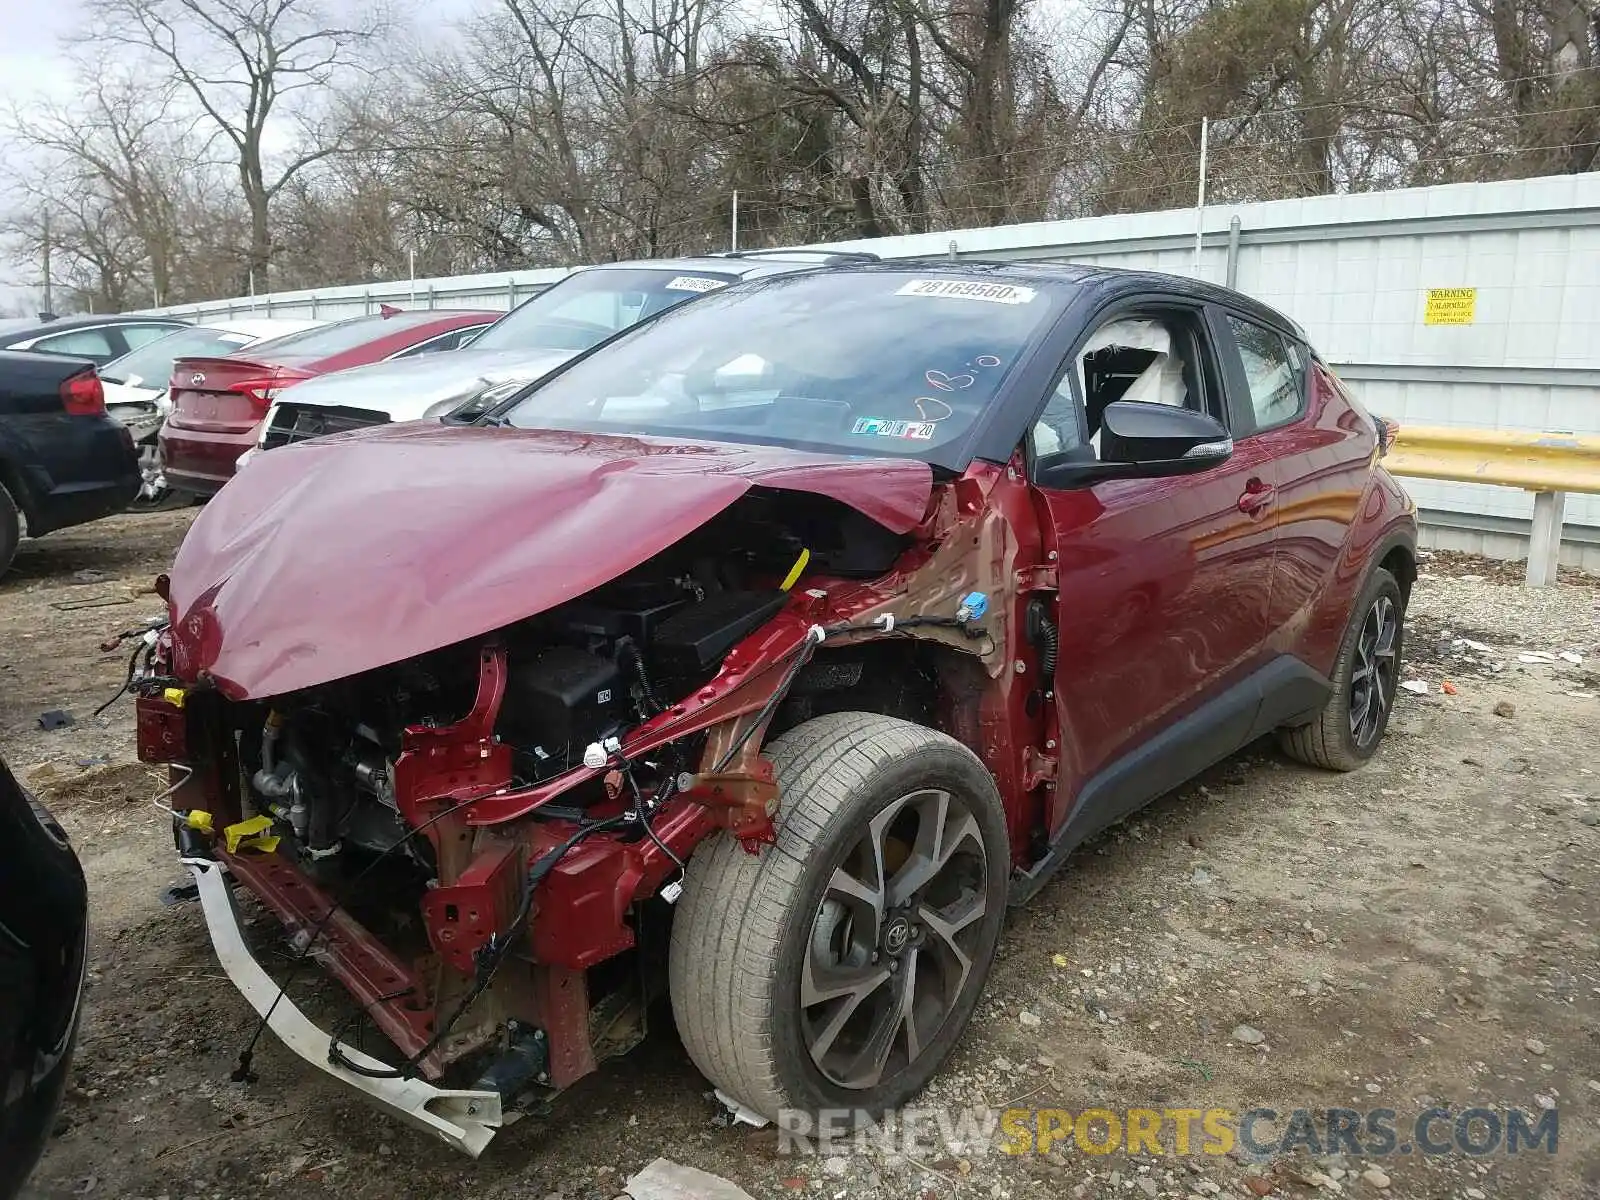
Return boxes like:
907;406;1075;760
6;515;1600;1200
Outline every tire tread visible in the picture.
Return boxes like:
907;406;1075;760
669;712;988;1120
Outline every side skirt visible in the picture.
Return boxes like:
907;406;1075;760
1009;655;1330;905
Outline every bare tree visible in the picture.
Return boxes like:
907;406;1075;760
0;0;1586;308
79;0;389;291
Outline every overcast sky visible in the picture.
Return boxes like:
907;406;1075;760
0;0;80;310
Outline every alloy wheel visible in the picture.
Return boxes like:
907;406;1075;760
1348;594;1398;748
800;787;989;1090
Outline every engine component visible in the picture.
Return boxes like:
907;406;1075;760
471;1022;551;1100
650;590;788;675
499;646;623;750
560;580;692;646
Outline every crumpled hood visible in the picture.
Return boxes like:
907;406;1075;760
167;422;933;699
272;348;575;422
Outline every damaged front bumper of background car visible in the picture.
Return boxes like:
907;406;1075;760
134;423;1046;1155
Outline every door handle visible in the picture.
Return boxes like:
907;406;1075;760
1238;478;1275;516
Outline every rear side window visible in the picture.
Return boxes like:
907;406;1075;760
29;327;117;361
389;325;489;358
1225;315;1306;430
120;323;186;348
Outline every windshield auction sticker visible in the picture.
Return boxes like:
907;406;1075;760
852;417;938;440
665;276;728;293
896;279;1037;304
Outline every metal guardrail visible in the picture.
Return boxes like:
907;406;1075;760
1387;425;1600;586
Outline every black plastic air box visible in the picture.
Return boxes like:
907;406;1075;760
651;590;788;676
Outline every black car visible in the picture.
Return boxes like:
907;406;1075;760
0;351;143;574
0;754;88;1199
0;315;190;368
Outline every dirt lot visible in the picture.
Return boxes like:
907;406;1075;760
6;512;1600;1200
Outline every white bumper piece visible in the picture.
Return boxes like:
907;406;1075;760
186;859;504;1157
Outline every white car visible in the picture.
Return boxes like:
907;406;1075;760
98;318;324;506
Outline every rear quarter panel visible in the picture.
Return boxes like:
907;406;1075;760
1266;365;1417;676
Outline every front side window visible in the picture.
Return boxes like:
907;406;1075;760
1033;311;1210;469
1227;315;1305;430
470;268;744;354
503;271;1065;468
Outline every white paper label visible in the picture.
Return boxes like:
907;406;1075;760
665;276;728;293
895;278;1037;305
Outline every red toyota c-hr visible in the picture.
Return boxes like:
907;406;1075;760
159;309;496;497
140;261;1414;1155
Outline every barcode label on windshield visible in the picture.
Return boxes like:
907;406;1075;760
896;279;1036;305
665;276;728;293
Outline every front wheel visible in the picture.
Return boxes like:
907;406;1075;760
669;712;1009;1123
1278;566;1405;770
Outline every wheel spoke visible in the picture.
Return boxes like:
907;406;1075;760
1349;684;1372;738
804;965;893;1061
836;950;917;1088
885;792;981;908
916;897;981;999
801;953;891;1008
825;864;885;945
899;952;923;1064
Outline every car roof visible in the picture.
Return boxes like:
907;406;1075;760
583;250;882;282
0;312;190;340
206;317;326;339
787;258;1310;342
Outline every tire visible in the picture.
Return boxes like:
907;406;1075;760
1278;567;1404;771
128;437;186;511
669;712;1009;1125
0;483;19;576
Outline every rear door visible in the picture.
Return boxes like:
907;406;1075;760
1028;299;1279;835
1210;310;1372;653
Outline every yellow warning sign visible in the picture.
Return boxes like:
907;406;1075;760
1424;287;1477;325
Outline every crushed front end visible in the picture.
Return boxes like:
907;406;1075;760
134;429;1049;1156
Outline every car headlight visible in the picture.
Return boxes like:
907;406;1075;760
422;379;533;422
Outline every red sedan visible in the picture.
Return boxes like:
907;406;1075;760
159;309;496;496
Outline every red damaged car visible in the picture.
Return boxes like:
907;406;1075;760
137;262;1415;1155
158;308;496;497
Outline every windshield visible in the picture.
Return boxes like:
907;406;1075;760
502;271;1063;466
470;267;741;354
100;325;258;386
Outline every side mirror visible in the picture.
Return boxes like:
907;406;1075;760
1100;400;1232;475
1033;400;1232;489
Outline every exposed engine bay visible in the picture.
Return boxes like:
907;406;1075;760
236;493;912;875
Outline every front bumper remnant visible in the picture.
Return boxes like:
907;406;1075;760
186;859;503;1157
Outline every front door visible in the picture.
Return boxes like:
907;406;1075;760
1027;302;1279;837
